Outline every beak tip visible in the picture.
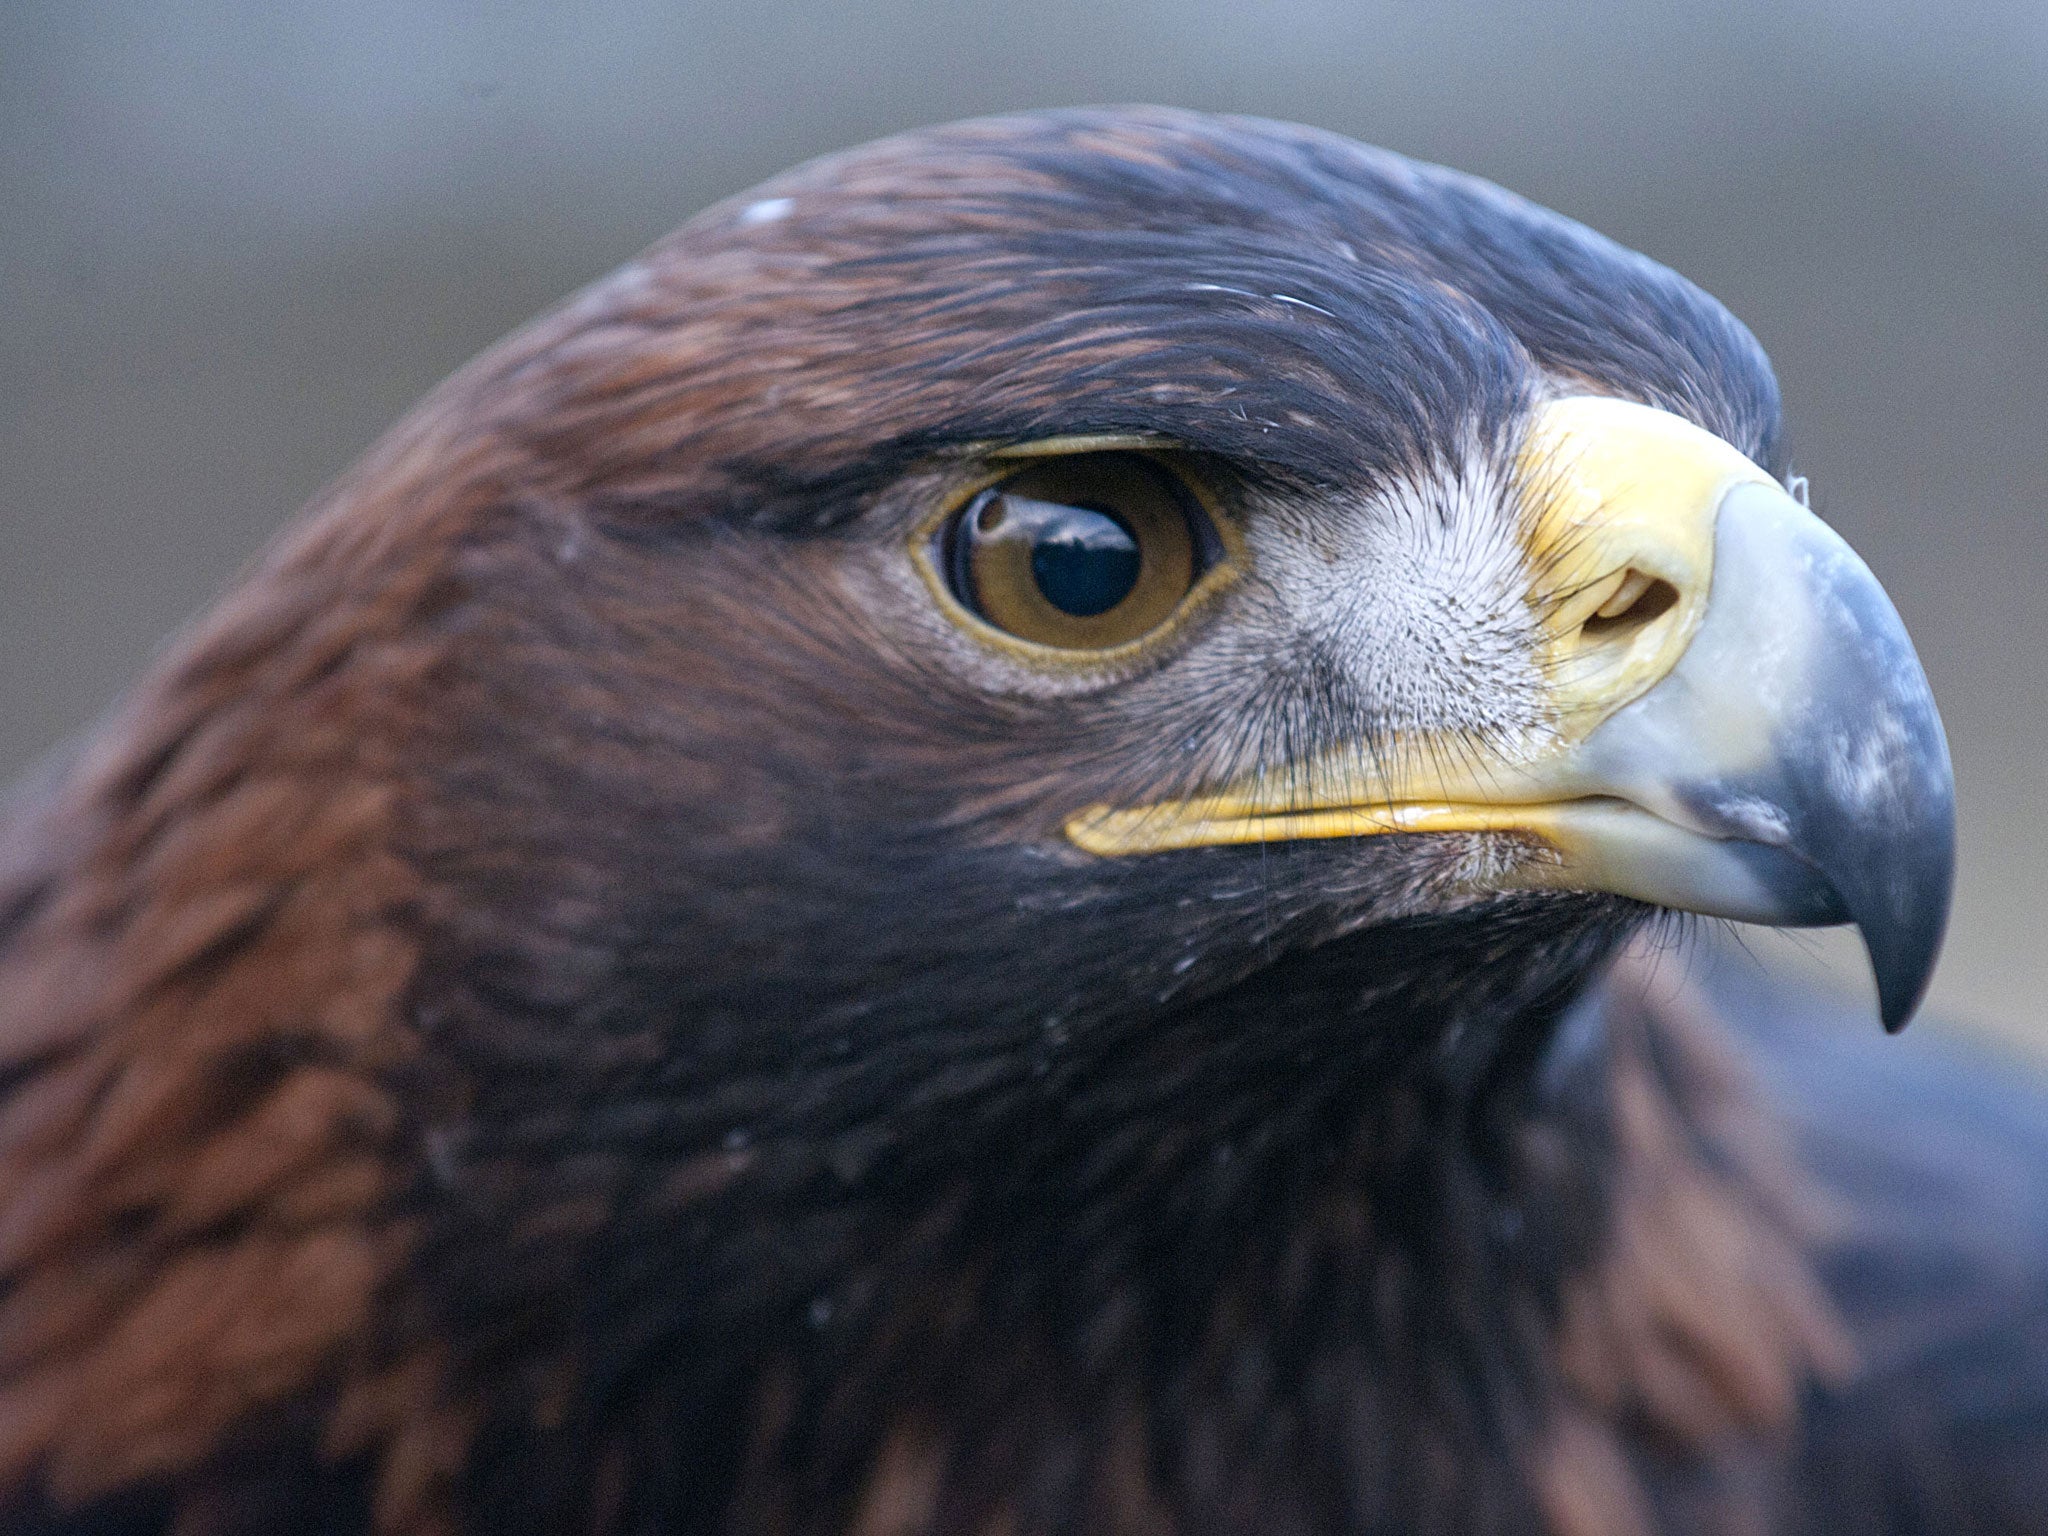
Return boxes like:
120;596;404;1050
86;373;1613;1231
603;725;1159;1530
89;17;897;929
1872;905;1953;1035
1877;971;1928;1034
1863;818;1955;1034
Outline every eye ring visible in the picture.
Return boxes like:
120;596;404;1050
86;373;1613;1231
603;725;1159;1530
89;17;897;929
930;452;1230;654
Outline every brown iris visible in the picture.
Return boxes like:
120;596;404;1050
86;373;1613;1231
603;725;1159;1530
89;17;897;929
943;454;1208;650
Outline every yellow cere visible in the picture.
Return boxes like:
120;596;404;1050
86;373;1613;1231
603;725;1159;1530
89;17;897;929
1521;396;1772;737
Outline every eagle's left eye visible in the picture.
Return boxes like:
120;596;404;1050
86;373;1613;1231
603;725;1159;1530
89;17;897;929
937;453;1219;652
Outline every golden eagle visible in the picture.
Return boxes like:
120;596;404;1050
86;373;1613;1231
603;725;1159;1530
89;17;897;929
3;109;2020;1536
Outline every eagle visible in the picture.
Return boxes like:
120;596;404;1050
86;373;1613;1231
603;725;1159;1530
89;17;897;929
0;106;2025;1536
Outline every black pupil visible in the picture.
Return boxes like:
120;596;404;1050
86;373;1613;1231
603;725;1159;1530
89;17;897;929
1029;505;1141;616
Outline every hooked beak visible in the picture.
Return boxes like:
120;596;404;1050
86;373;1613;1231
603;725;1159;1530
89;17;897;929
1066;397;1956;1030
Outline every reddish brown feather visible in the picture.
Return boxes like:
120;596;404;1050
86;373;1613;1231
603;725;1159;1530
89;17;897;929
0;399;508;1524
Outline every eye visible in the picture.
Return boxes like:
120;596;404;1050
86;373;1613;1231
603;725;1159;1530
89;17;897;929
940;453;1218;651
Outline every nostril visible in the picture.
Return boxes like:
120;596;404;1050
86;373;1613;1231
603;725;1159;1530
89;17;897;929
1581;571;1678;641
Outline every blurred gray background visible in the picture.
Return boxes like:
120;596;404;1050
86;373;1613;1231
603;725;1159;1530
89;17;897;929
2;2;2042;1048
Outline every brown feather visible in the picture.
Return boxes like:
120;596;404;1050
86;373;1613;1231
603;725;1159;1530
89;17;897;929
0;108;1986;1535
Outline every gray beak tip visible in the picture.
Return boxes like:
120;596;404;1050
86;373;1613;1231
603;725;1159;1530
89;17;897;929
1867;790;1957;1034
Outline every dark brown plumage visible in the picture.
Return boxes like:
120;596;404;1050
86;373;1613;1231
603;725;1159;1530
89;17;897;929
0;108;2029;1536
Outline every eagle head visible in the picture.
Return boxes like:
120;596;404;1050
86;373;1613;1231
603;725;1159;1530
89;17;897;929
0;108;1955;1536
